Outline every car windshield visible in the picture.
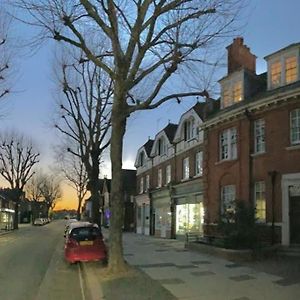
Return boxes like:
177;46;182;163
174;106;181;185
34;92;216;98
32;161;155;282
70;227;102;241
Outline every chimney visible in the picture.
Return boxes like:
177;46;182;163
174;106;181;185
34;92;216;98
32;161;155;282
227;37;256;74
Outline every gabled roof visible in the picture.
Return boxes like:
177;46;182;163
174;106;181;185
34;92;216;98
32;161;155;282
143;139;154;157
163;123;178;143
264;42;300;60
192;101;207;120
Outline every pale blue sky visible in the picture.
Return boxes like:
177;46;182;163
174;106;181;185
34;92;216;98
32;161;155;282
2;0;300;177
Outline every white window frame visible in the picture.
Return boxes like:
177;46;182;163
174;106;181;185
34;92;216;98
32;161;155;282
221;77;243;109
195;151;203;176
221;185;236;214
145;175;150;191
166;165;171;184
255;181;266;223
285;55;297;84
157;169;162;187
254;119;266;154
183;118;195;141
157;138;166;156
290;108;300;145
182;157;190;180
220;127;237;161
139;177;144;194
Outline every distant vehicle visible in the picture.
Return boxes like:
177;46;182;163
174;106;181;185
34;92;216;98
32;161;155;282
64;222;107;264
64;218;78;237
33;218;44;226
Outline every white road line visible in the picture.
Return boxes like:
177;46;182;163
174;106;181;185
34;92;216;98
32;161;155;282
78;263;86;300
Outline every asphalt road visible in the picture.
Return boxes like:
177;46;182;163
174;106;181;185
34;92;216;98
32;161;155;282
0;220;89;300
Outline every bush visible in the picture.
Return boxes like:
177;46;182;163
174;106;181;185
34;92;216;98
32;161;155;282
218;200;258;249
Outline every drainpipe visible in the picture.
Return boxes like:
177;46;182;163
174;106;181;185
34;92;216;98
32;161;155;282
268;170;277;245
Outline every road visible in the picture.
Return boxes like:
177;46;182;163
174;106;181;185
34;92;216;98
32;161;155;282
0;220;90;300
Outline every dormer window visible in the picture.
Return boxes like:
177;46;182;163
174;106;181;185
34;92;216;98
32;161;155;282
270;60;281;87
139;151;145;167
286;56;297;84
221;75;244;109
157;138;166;155
267;48;299;90
183;118;195;141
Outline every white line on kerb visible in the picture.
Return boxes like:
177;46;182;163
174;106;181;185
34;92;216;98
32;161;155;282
78;263;86;300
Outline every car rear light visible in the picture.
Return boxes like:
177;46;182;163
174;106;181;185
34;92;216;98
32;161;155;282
67;237;79;247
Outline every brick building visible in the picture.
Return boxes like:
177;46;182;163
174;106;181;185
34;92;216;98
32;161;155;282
203;38;300;246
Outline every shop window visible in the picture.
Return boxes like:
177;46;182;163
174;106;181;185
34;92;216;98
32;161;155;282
255;181;266;222
290;108;300;145
254;119;265;153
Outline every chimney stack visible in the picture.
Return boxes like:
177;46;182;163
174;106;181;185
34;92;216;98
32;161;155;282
227;37;256;74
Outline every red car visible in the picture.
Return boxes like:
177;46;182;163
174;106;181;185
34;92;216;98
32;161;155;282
64;222;107;264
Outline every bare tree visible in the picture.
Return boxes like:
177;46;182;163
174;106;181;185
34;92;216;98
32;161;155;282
14;0;245;274
54;50;112;226
0;4;11;100
38;173;62;213
0;131;39;228
56;146;88;220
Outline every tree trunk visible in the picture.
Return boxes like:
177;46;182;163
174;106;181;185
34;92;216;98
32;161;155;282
107;101;128;274
13;201;19;230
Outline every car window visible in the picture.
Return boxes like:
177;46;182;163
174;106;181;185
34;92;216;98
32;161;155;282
70;227;102;241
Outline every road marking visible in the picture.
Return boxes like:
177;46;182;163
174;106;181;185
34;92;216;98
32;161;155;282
78;263;86;300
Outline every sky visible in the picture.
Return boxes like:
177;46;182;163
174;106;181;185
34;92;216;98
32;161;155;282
1;0;300;210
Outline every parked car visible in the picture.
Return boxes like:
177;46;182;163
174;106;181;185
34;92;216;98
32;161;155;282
33;218;44;226
64;222;107;264
64;218;78;237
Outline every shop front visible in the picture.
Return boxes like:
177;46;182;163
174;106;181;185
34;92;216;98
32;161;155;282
0;208;15;231
151;188;172;238
173;179;204;239
135;193;151;235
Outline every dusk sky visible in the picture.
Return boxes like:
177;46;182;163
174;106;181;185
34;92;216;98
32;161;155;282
1;0;299;209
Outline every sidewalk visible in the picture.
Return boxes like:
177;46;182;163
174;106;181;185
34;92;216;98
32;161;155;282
0;223;32;236
94;231;300;300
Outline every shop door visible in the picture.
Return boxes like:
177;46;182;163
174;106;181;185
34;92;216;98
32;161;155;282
290;196;300;244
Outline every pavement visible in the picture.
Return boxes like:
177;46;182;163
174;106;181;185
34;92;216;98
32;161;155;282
95;229;300;300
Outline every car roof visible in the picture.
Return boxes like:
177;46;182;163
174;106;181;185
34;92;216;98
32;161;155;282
68;221;99;230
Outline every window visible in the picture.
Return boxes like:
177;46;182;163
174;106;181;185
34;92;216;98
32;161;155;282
182;157;190;179
157;169;162;187
255;181;266;222
184;119;195;141
139;177;144;194
270;61;281;87
166;165;171;184
195;151;203;176
285;56;297;84
221;185;236;214
145;175;150;191
233;81;242;103
254;119;265;153
220;128;237;160
157;138;166;155
290;108;300;144
222;87;231;108
139;151;145;166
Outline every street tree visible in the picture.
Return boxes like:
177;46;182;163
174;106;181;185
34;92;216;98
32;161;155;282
0;131;39;228
56;145;88;220
0;4;12;100
14;0;246;274
38;173;62;213
54;50;112;226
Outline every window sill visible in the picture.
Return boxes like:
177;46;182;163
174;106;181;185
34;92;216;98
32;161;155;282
250;151;266;158
286;144;300;151
181;178;190;182
215;158;237;165
193;174;203;179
